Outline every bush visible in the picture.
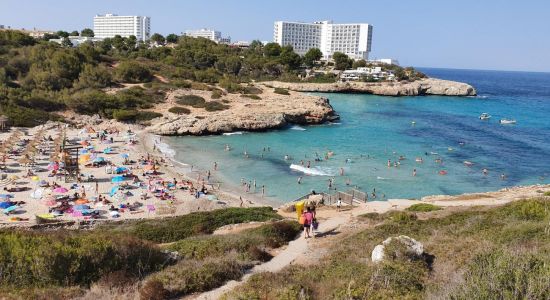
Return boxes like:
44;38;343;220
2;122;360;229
219;78;243;93
274;87;290;95
175;95;206;107
115;61;153;83
136;111;162;121
104;207;282;243
112;109;138;122
500;199;549;221
243;86;263;95
0;231;166;288
167;221;301;261
241;94;261;100
149;256;251;297
406;203;442;212
388;211;418;223
168;106;191;115
211;89;223;99
543;191;550;197
204;101;229;111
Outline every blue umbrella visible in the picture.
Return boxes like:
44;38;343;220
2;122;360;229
93;157;105;163
120;153;129;159
0;202;14;209
115;167;128;173
110;185;119;197
73;204;90;211
111;176;125;183
103;148;113;154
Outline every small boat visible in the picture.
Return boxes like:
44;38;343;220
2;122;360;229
499;119;517;125
479;113;491;120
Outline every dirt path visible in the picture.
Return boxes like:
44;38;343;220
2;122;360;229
193;209;354;300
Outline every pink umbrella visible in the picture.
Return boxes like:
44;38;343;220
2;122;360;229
47;162;59;171
53;187;69;193
42;198;57;207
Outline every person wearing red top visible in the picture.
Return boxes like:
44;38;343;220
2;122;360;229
303;207;314;238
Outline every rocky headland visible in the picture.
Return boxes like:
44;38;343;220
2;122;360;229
263;78;477;96
147;87;338;136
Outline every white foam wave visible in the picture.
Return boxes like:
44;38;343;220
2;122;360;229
290;125;306;131
290;164;334;176
153;137;176;157
377;176;389;180
223;131;244;136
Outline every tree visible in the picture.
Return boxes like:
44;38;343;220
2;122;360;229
115;61;153;83
61;37;73;48
56;31;69;38
279;45;302;70
74;64;112;89
42;33;59;40
150;33;165;45
166;33;178;43
263;42;281;57
70;31;79;36
333;52;352;70
352;59;367;69
125;35;137;49
304;48;323;68
81;28;94;37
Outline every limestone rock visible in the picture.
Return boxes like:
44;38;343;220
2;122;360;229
264;78;477;97
371;235;424;263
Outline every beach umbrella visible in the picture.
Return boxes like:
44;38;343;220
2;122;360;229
92;157;105;163
0;202;14;209
111;176;124;183
31;188;44;199
3;205;18;214
73;204;90;211
115;167;128;174
42;198;57;207
31;176;40;182
110;185;119;197
53;187;68;193
103;148;113;154
75;199;89;204
120;153;129;159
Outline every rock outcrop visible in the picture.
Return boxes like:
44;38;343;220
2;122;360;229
371;235;424;263
264;78;477;97
147;88;338;136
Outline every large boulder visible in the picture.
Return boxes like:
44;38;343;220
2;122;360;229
371;235;424;263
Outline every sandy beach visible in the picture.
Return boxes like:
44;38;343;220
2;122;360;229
1;121;549;228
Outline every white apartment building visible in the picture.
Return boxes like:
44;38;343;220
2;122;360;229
93;14;151;42
274;20;373;60
184;29;231;44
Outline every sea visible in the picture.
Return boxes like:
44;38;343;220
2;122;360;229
162;68;550;203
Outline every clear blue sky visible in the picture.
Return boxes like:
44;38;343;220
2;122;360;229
2;0;549;72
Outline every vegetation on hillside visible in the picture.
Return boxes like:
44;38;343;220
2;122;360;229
0;30;425;127
225;198;550;299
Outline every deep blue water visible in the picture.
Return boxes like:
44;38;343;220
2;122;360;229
165;68;550;202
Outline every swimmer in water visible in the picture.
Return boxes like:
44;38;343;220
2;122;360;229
340;168;344;176
413;169;417;176
483;168;488;176
298;176;302;184
387;159;392;167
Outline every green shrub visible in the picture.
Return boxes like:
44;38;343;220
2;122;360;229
449;250;550;299
175;95;206;107
136;111;162;121
167;221;301;261
243;86;263;95
388;211;418;223
241;94;261;100
112;109;138;122
500;199;549;221
219;78;243;93
211;89;223;99
406;203;442;212
168;106;191;115
115;61;153;83
543;191;550;197
204;101;230;111
149;255;251;297
0;231;166;288
274;87;290;95
105;207;281;243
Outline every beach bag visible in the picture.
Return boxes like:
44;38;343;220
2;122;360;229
312;218;319;230
299;214;306;225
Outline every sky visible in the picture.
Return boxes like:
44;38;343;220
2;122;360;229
1;0;549;72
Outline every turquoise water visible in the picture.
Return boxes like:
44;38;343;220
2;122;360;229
165;69;550;203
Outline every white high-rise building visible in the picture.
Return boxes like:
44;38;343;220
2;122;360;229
274;20;373;60
184;28;231;44
93;14;151;42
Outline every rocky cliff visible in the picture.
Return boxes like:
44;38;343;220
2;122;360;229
263;78;477;96
147;88;338;136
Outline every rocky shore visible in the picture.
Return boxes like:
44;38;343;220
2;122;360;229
147;87;338;136
263;78;477;96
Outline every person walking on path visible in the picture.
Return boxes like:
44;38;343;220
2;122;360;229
302;207;314;238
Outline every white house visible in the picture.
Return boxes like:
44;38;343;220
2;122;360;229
341;67;395;81
184;29;231;44
93;14;151;42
